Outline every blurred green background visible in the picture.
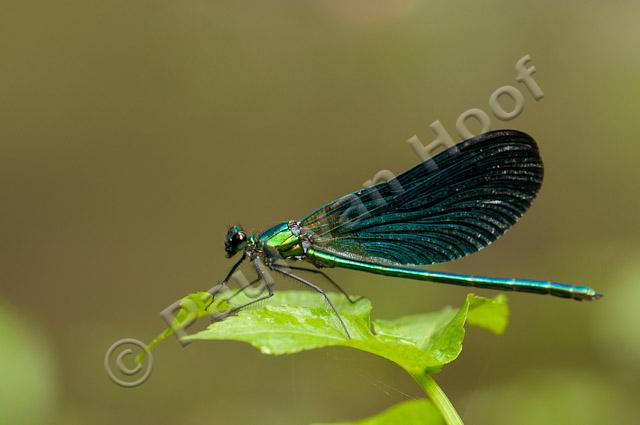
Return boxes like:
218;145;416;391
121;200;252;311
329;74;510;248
1;1;639;424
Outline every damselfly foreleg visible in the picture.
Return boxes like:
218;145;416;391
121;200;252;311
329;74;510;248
211;258;275;323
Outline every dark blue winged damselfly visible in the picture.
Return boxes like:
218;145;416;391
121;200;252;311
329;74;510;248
215;130;601;338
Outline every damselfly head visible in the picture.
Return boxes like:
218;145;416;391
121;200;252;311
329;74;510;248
225;225;247;258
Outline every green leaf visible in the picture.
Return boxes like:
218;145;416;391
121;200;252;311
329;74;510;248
466;293;509;335
310;399;446;425
137;291;216;363
144;290;509;425
178;290;508;376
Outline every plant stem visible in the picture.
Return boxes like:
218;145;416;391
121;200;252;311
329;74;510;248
412;372;464;425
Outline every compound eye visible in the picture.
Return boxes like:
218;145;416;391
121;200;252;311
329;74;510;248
233;231;246;242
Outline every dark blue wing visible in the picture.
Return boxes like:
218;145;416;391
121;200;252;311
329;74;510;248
300;130;543;266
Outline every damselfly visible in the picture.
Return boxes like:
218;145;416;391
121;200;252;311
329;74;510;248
218;130;601;337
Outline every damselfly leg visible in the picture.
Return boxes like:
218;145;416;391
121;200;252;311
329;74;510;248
210;259;275;323
281;264;363;304
273;266;351;339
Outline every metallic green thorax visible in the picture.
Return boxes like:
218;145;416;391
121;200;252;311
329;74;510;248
258;221;305;259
